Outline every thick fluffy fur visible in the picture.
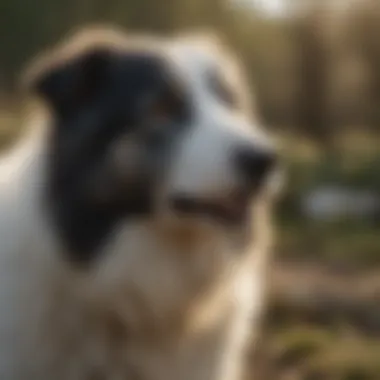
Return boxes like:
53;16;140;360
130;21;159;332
0;27;277;380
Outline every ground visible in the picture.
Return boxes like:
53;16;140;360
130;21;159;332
248;260;380;380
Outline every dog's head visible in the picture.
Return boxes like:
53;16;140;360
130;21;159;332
24;27;278;264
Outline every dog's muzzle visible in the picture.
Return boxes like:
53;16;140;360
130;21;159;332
170;143;277;225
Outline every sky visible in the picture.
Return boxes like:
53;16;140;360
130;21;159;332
254;0;287;16
248;0;359;16
234;0;288;18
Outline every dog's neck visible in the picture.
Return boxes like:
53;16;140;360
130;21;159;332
60;218;257;337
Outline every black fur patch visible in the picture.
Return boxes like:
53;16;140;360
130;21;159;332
34;46;191;264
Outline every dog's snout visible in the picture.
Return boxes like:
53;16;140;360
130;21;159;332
234;145;277;186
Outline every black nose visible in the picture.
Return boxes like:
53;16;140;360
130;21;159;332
234;146;277;187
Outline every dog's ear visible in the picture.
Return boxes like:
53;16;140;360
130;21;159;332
28;49;111;117
22;28;125;117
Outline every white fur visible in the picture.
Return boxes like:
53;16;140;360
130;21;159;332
0;37;273;380
166;40;274;200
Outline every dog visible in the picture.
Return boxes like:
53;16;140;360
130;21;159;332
0;27;279;380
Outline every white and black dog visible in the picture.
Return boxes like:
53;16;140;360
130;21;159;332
0;27;278;380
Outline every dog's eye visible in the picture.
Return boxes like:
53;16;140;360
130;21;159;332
145;85;189;126
207;70;238;109
148;95;174;124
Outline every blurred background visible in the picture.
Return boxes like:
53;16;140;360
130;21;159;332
0;0;379;379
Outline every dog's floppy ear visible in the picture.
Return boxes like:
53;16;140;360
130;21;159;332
22;28;126;116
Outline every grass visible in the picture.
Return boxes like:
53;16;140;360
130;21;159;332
276;221;380;269
275;131;380;268
249;262;380;380
259;328;380;380
253;133;380;380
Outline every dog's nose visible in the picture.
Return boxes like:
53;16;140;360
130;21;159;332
234;145;277;187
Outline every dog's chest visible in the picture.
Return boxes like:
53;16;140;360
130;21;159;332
35;298;252;380
0;252;260;380
20;260;259;380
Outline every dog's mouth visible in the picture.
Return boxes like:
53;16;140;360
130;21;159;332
170;193;253;225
